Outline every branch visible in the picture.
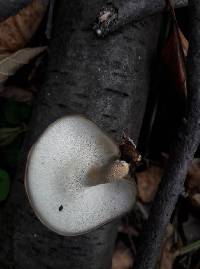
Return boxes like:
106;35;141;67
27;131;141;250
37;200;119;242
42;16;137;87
0;1;163;268
93;0;188;37
133;1;200;269
174;239;200;258
0;0;32;21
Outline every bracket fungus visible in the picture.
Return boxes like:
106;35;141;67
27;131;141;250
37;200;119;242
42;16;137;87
25;116;136;236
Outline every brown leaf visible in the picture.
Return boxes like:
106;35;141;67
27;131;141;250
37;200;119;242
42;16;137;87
162;1;188;98
0;46;47;84
157;224;175;269
0;53;10;62
187;159;200;193
136;164;163;203
119;132;142;167
0;86;33;102
191;193;200;207
186;159;200;207
178;28;189;57
112;243;133;269
0;0;48;53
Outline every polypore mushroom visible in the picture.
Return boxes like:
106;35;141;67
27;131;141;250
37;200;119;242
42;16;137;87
25;115;136;236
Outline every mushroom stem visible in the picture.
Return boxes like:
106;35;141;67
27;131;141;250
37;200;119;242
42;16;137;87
87;160;130;186
104;160;130;182
25;116;136;236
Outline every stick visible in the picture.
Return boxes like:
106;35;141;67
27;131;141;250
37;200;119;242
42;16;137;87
45;0;55;39
133;1;200;268
174;239;200;258
93;0;188;37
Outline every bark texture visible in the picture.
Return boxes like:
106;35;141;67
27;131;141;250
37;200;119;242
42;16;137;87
134;1;200;269
94;0;188;37
0;1;162;268
0;0;32;21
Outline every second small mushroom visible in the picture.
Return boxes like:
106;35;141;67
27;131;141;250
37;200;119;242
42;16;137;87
25;116;136;236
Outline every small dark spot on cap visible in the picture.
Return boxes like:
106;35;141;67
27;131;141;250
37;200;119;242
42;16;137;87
59;205;63;211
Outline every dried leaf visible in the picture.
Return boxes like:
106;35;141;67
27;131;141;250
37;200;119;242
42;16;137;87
0;0;48;53
162;1;188;98
159;239;174;269
186;159;200;207
119;132;142;167
0;86;33;102
187;159;200;193
158;224;199;268
191;193;200;207
0;53;10;62
136;164;163;203
112;243;133;269
178;28;189;57
157;224;175;269
0;46;47;84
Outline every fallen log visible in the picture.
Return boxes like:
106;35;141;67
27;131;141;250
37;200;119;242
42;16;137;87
0;1;162;268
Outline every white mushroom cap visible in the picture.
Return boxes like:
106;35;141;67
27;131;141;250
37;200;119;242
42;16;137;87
25;116;136;236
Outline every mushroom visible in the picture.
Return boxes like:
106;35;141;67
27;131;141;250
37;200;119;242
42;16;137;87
25;115;136;236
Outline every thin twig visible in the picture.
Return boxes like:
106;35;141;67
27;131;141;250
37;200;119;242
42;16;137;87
135;201;149;220
93;0;188;37
133;0;200;268
45;0;55;39
174;239;200;258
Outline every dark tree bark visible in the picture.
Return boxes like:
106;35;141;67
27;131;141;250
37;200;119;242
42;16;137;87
0;1;162;269
134;1;200;269
0;0;32;21
94;0;188;37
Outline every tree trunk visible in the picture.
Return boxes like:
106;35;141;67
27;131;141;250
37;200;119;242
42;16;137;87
0;1;162;268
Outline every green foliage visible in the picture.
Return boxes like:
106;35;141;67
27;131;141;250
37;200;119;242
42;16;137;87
3;100;31;125
0;126;26;147
0;98;31;191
